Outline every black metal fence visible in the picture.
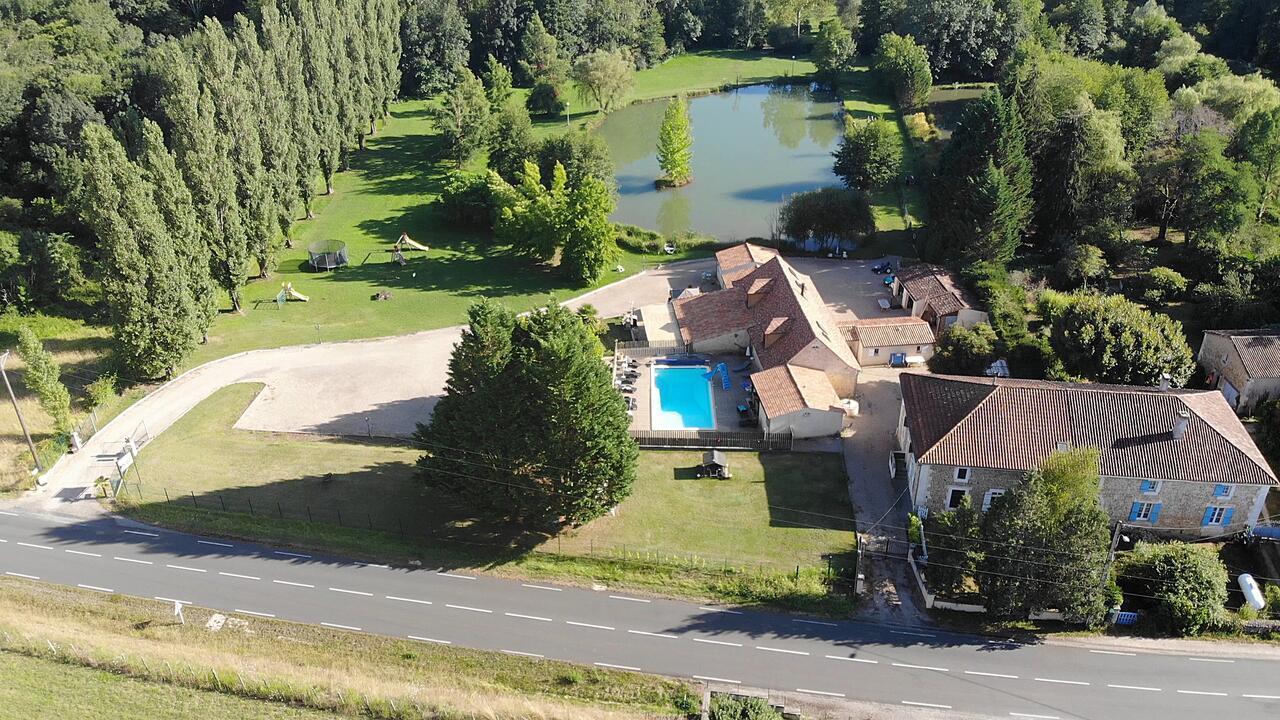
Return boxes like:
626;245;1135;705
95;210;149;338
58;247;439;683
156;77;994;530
629;429;793;451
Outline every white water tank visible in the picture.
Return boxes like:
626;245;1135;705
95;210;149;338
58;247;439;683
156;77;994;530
1238;573;1265;611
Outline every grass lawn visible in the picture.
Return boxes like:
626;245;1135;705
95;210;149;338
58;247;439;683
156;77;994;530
838;66;928;232
0;579;691;719
123;384;857;613
555;450;855;571
0;652;336;720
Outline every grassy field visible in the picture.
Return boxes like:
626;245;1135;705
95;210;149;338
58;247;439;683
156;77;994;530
122;383;857;613
0;652;338;719
0;578;692;719
556;450;855;570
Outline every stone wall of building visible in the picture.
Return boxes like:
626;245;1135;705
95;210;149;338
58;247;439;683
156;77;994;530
1098;476;1269;538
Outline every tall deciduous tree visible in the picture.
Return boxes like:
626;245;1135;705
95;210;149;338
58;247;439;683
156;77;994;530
488;103;536;184
16;325;72;436
873;32;932;110
656;95;693;186
76;125;198;379
813;18;854;85
560;175;618;284
1051;0;1107;57
572;49;635;113
399;0;471;96
517;13;564;86
1037;289;1196;386
1174;130;1257;249
832;117;902;190
1228;107;1280;221
428;68;491;166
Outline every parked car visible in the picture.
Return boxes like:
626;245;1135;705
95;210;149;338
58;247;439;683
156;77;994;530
882;274;896;287
872;261;894;274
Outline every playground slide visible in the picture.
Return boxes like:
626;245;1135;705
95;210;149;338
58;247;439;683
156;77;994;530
282;282;309;302
398;237;430;252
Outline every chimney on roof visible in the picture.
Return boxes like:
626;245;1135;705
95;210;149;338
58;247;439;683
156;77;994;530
1159;373;1171;392
1172;410;1191;440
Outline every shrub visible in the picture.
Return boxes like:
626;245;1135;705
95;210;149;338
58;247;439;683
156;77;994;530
85;373;117;410
437;170;517;230
526;80;566;116
778;187;873;245
16;325;72;436
833;118;903;190
928;323;998;376
907;513;923;545
615;225;716;255
1141;266;1188;304
710;694;782;720
962;262;1029;349
1118;542;1230;636
1265;583;1280;620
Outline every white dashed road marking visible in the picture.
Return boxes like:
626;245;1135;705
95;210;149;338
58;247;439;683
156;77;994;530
123;530;158;537
219;572;259;580
506;612;552;622
1035;678;1089;686
826;655;877;664
5;572;38;579
1176;690;1228;697
408;635;451;644
965;670;1018;679
272;580;313;588
1243;694;1280;700
698;606;742;614
595;662;641;671
1108;684;1161;692
329;587;373;596
166;564;206;573
197;540;233;548
796;688;844;698
385;595;431;605
1010;713;1059;719
566;621;615;630
77;584;112;593
794;619;837;627
757;646;808;656
65;549;100;557
693;638;742;647
628;630;677;639
609;595;649;603
17;542;51;550
892;662;948;672
436;572;475;580
501;649;544;658
1089;650;1135;656
445;604;492;614
901;701;951;709
114;556;151;565
1187;658;1233;663
0;510;18;516
694;675;740;684
890;630;935;638
321;622;362;631
522;583;562;591
236;609;275;618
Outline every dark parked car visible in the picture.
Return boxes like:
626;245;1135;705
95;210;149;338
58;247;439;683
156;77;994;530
871;262;894;274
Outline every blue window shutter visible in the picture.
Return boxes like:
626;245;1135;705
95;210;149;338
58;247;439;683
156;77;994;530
1128;502;1141;522
1214;484;1229;498
1222;508;1234;526
1149;503;1162;524
1140;480;1153;493
1202;507;1215;526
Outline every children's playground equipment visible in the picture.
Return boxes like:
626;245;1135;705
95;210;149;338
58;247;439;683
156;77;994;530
703;362;731;390
276;282;309;306
308;239;348;270
396;231;429;253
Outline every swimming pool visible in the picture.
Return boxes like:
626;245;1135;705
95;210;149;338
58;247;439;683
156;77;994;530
651;365;716;430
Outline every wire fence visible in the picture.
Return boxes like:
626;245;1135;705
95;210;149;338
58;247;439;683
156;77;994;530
114;481;859;581
629;429;793;451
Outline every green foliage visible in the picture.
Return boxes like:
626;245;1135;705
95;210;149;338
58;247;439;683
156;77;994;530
928;323;998;376
516;13;566;87
710;695;783;720
907;513;923;545
526;79;568;116
535;134;614;191
1141;266;1187;304
417;302;638;528
1257;400;1280;469
922;497;980;595
777;187;874;244
428;67;492;166
572;50;635;113
979;450;1112;626
497;161;617;283
84;373;117;411
399;0;470;96
813;18;854;83
1229;106;1280;221
1119;542;1230;636
927;89;1033;266
483;54;514;110
560;176;620;284
1055;242;1107;288
1037;290;1195;386
962;262;1030;348
899;0;1034;78
16;325;72;436
488;103;536;184
1264;583;1280;620
656;95;694;186
1175;130;1257;249
1051;0;1107;57
873;32;932;110
832;118;902;191
438;170;517;230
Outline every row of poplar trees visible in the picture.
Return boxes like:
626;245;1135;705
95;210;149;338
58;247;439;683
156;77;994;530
74;0;401;379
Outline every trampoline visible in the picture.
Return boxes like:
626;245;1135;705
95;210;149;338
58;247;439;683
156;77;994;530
308;239;348;271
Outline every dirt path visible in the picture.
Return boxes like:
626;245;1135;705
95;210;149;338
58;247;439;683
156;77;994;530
12;259;714;518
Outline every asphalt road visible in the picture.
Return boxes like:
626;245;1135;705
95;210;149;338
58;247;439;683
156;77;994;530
2;509;1278;720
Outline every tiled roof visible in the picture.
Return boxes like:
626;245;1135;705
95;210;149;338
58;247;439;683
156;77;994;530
716;243;780;288
846;316;936;348
900;373;1277;486
752;364;842;417
1204;329;1280;379
673;256;859;375
896;264;974;317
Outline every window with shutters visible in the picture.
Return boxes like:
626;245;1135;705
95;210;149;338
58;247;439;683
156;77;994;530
1212;484;1233;499
1202;506;1233;526
982;489;1006;512
1134;502;1155;521
946;487;969;510
1139;480;1161;495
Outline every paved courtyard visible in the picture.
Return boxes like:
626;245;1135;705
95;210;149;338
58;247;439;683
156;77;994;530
787;256;911;322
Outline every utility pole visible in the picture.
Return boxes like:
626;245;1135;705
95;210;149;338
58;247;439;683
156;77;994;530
1101;522;1126;588
0;350;41;475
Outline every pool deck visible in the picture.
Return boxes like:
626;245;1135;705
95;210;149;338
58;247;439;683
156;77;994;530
620;353;756;432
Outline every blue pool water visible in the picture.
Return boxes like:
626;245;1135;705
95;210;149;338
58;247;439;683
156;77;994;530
651;366;715;430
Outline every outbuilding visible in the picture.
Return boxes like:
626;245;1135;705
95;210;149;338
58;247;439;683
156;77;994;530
843;316;936;367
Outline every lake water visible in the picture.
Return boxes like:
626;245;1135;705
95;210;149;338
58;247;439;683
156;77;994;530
595;83;843;240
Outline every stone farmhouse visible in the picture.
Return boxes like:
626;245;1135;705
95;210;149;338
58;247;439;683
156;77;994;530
1198;328;1280;415
896;373;1278;538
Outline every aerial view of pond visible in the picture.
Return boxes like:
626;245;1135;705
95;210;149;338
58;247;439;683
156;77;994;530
595;83;843;240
